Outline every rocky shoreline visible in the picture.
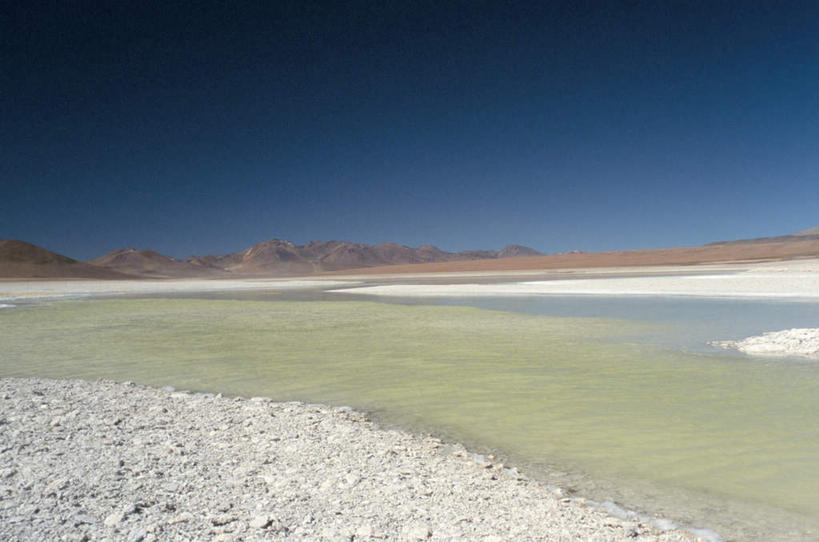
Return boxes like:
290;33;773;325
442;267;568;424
0;378;702;541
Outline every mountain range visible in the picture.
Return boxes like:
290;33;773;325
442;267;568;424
3;229;819;279
705;226;819;246
0;239;541;279
0;240;130;279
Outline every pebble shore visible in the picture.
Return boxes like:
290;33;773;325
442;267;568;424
0;378;700;541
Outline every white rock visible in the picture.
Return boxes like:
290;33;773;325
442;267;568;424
402;522;431;540
712;328;819;357
104;511;125;526
248;515;272;529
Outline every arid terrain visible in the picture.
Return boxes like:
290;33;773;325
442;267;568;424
326;237;819;276
0;240;130;280
0;239;543;279
3;228;819;279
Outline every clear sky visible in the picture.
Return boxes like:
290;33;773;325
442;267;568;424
2;1;818;260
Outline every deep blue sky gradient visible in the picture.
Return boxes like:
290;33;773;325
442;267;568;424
2;1;818;259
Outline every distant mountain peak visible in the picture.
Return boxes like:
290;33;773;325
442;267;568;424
793;226;819;237
216;239;543;274
0;240;129;279
88;248;215;278
498;244;541;258
4;238;543;278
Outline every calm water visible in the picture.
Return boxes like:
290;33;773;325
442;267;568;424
2;292;819;540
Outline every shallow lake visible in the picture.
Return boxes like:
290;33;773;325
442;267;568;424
2;290;819;540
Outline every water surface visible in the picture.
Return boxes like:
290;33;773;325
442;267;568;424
2;294;818;540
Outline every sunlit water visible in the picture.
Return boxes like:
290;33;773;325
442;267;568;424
2;293;819;540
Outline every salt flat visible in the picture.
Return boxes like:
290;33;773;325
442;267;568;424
332;259;819;300
5;259;819;302
0;278;359;302
712;328;819;357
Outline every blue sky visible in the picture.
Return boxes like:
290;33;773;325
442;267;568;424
2;1;818;259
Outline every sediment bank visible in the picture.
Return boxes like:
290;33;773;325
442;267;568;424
0;378;699;541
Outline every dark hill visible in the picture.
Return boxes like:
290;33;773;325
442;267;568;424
707;226;819;246
0;240;132;279
88;249;225;278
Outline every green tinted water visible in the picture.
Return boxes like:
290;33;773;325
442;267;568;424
2;297;818;540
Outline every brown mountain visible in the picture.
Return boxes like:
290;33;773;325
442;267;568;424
455;249;499;260
318;243;381;270
7;228;819;279
211;239;543;274
707;227;819;246
298;240;349;261
185;254;238;271
37;238;541;278
329;234;819;275
498;244;541;258
223;239;315;275
317;242;437;270
88;249;225;278
0;240;132;279
416;244;451;261
793;226;819;237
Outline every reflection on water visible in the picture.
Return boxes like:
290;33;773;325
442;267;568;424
2;296;819;540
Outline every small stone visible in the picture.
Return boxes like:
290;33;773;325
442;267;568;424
211;514;236;526
356;523;375;538
73;514;98;526
104;511;125;526
323;528;353;542
62;534;90;542
402;522;431;540
216;501;232;512
169;512;194;524
249;515;272;529
127;527;147;542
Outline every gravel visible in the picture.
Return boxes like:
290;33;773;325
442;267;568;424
0;378;702;541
